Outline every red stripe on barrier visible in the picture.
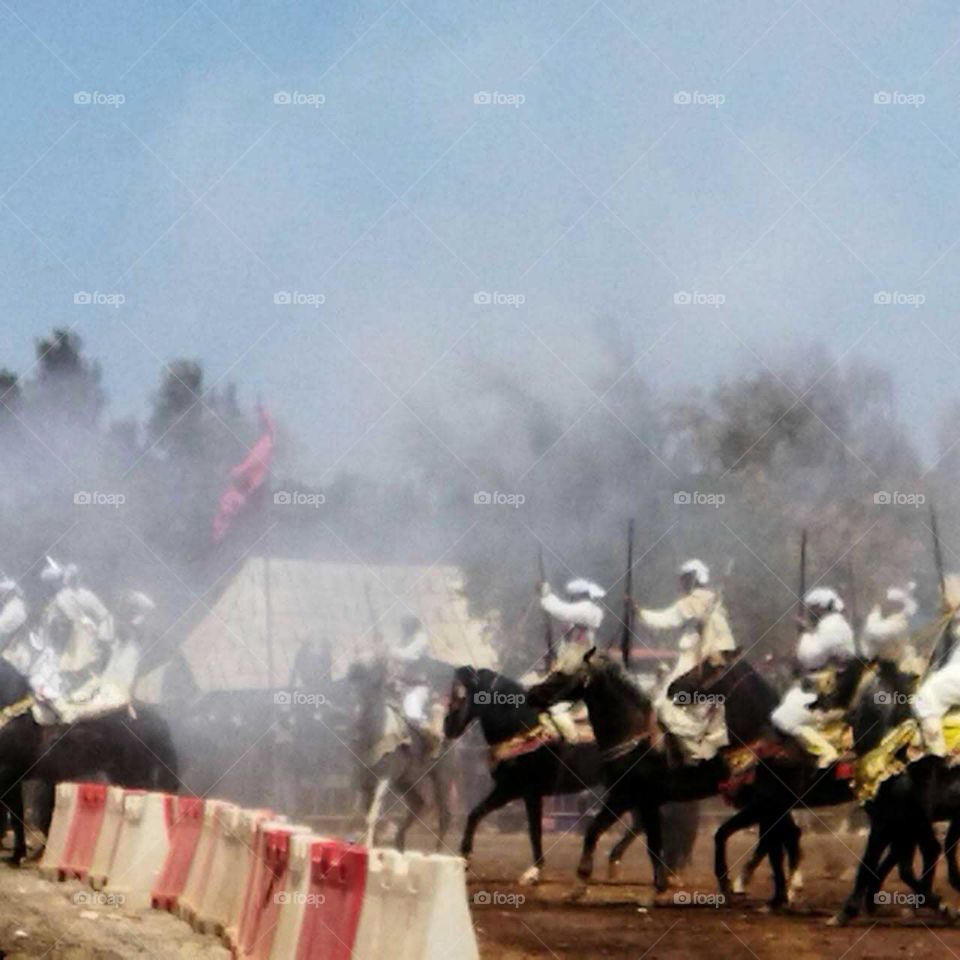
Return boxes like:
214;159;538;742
296;840;367;960
151;796;204;911
59;782;107;881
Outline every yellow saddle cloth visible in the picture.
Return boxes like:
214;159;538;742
853;707;960;803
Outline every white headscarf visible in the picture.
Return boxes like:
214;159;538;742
679;559;710;587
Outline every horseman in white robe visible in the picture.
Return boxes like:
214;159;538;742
536;578;606;741
539;578;605;671
634;559;737;763
771;587;856;767
861;581;923;675
32;558;115;720
912;574;960;757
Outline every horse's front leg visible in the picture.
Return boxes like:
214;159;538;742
519;794;544;885
714;807;759;901
639;801;667;893
608;808;643;880
578;791;628;887
460;783;514;863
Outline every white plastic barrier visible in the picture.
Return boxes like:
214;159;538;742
177;798;234;925
38;782;78;879
353;850;479;960
88;785;126;889
195;805;272;937
103;790;170;908
268;832;316;959
223;808;276;950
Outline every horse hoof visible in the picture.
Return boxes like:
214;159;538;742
732;875;746;895
518;866;541;886
826;913;846;928
939;903;958;924
607;860;622;881
566;881;588;903
789;869;805;892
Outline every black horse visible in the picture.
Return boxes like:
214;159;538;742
529;650;812;906
444;666;683;886
668;654;855;904
0;660;179;862
833;660;960;925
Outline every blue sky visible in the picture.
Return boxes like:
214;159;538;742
3;0;960;476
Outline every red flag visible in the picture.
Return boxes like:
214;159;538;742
212;406;275;544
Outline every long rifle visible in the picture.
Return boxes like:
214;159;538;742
797;529;808;637
538;547;556;670
621;519;635;668
929;504;953;671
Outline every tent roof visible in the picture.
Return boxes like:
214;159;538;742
139;556;499;697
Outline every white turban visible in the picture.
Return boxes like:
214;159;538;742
565;578;606;600
886;582;918;619
679;559;710;586
805;587;844;612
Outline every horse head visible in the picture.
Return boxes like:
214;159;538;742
848;660;915;755
446;666;542;744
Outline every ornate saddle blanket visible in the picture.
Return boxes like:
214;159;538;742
718;735;855;802
489;708;595;766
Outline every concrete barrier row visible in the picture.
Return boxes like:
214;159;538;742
38;782;479;959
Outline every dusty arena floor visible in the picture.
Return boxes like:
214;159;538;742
466;811;960;960
0;809;959;958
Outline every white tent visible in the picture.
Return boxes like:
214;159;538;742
137;556;499;698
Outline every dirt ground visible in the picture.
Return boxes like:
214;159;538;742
1;805;959;958
464;806;960;960
0;866;227;959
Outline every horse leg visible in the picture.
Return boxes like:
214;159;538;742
783;815;804;903
909;818;952;920
365;777;391;848
460;783;515;864
760;815;787;910
518;794;544;885
608;808;642;880
640;801;668;893
714;807;759;900
432;768;450;853
832;819;889;925
946;819;960;892
394;784;424;853
578;793;630;886
4;783;25;865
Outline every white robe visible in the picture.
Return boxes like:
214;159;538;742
861;605;923;674
914;624;960;721
639;588;736;761
772;613;855;735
